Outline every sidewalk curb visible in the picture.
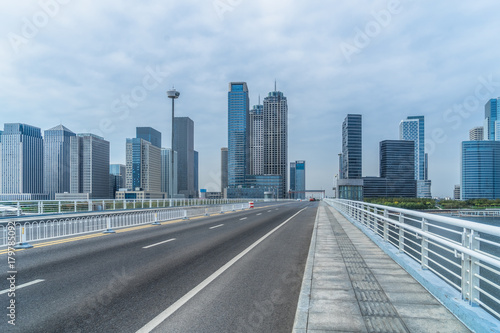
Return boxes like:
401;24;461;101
292;203;322;332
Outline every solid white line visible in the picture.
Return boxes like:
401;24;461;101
256;213;262;216
142;238;176;249
209;224;224;230
239;217;247;221
0;279;45;295
136;207;307;333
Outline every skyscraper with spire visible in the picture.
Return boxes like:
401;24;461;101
263;83;288;198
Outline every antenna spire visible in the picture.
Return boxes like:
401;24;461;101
274;79;277;92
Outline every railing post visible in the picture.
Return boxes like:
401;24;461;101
103;216;116;234
183;209;189;220
74;200;77;212
58;201;61;214
398;213;404;253
460;228;480;306
383;209;388;241
17;202;21;216
40;201;44;214
152;212;161;225
421;218;429;269
88;200;92;212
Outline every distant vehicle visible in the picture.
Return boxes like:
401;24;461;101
309;198;316;201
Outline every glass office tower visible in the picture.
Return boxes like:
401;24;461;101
228;82;250;188
461;141;500;199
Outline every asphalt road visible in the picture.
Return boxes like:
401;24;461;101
1;201;317;333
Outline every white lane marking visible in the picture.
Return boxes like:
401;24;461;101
209;224;224;230
239;217;247;221
136;207;307;333
268;210;272;212
256;213;262;216
0;279;45;295
143;238;176;249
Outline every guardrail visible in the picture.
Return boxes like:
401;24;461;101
325;198;500;321
0;198;258;216
1;203;250;248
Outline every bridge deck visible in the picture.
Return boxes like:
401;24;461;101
293;202;471;333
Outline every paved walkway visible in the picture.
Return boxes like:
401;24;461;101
293;202;471;333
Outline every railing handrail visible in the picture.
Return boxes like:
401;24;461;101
335;199;500;237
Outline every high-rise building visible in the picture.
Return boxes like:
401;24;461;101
174;117;196;198
400;116;431;198
249;104;264;175
469;126;484;141
228;82;250;188
336;114;363;200
44;125;76;199
454;185;461;200
70;133;110;199
136;127;161;148
1;123;44;196
485;99;499;140
290;160;306;199
380;140;416;197
263;89;288;198
194;150;199;198
125;137;161;192
110;164;126;198
461;140;500;199
341;114;362;179
161;148;177;197
221;147;228;195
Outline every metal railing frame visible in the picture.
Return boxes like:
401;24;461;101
0;198;263;216
1;202;251;248
325;198;500;319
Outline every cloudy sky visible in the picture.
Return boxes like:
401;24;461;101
2;0;500;197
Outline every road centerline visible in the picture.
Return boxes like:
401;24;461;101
0;279;45;295
239;217;247;221
256;213;262;216
136;207;307;333
209;224;224;230
142;238;176;249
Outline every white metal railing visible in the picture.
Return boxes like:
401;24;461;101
0;198;261;216
325;198;500;320
1;203;250;247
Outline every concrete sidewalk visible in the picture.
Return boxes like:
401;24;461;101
293;202;471;333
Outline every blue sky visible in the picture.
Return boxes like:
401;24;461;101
2;0;500;197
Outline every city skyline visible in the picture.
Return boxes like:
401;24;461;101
3;2;500;197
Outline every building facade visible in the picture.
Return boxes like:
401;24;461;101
263;90;288;198
341;114;362;179
469;126;484;141
136;127;161;148
290;160;306;199
43;125;75;199
399;115;431;198
228;82;250;188
249;104;264;175
1;123;44;196
125;137;161;192
485;98;499;140
461;141;500;199
380;140;416;197
70;133;110;199
161;148;178;198
336;114;363;200
174;117;196;198
221;147;228;195
110;164;126;198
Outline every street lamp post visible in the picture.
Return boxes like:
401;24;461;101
167;88;180;199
